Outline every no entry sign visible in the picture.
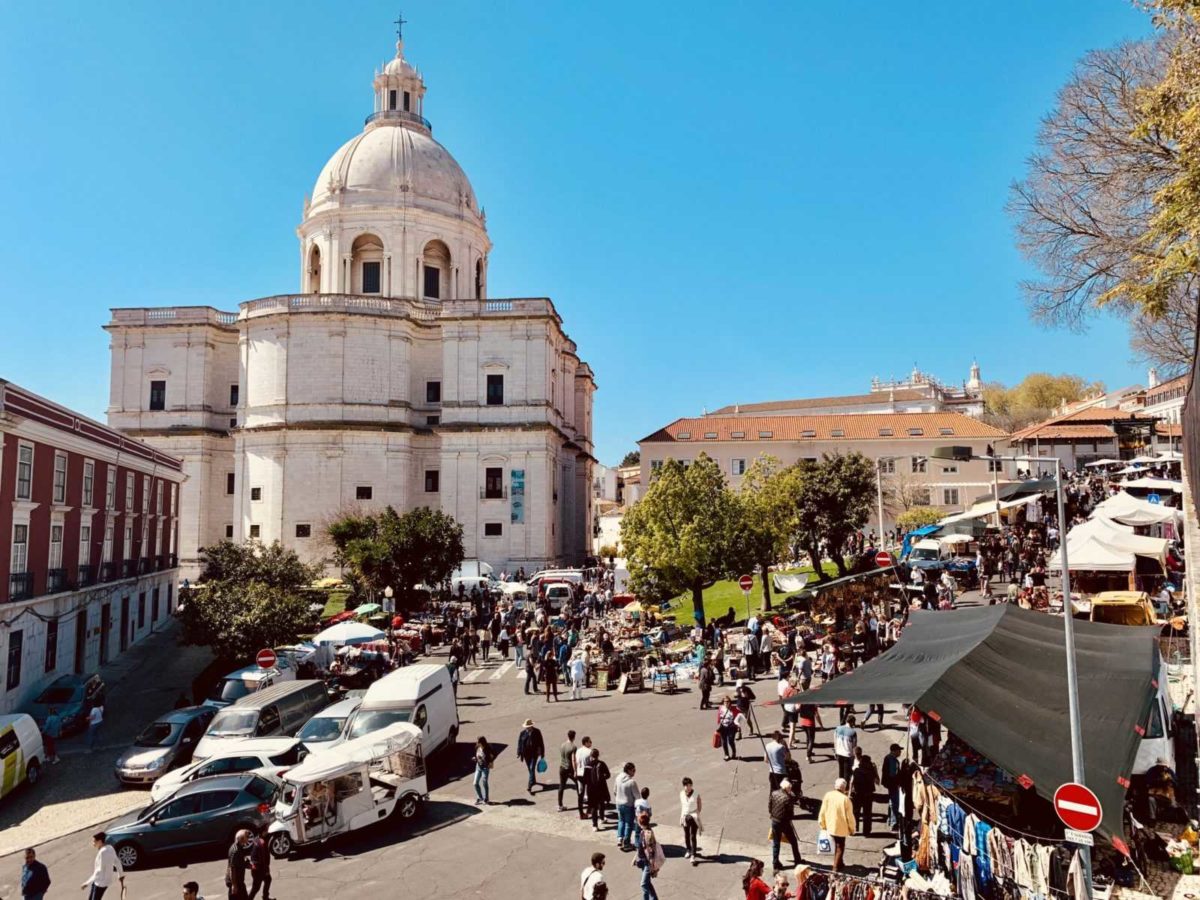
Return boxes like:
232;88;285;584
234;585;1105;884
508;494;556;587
1053;782;1102;833
256;648;278;669
738;575;754;592
875;551;894;568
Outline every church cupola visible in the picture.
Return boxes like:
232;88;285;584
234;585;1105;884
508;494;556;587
368;18;429;133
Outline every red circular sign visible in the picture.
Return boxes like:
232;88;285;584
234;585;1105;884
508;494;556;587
255;648;278;669
876;551;894;568
1053;782;1102;832
738;575;754;592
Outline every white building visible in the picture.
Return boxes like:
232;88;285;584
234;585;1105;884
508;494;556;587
106;34;595;579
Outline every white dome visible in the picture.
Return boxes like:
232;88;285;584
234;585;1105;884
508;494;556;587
308;125;480;219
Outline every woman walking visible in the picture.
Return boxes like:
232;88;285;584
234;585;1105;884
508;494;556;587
716;697;738;761
584;748;612;831
634;810;662;900
742;859;771;900
679;777;702;864
473;736;494;805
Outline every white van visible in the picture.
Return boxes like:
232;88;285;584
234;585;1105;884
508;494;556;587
0;714;45;800
545;583;573;612
203;663;297;709
1133;658;1177;776
195;681;329;761
344;664;458;754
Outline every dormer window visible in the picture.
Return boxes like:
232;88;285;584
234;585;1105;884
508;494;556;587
759;431;773;439
703;432;717;439
731;431;746;439
939;427;954;435
907;428;924;436
831;429;845;437
801;430;816;439
677;431;692;440
879;428;894;436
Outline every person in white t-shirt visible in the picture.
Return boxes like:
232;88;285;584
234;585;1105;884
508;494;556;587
580;852;606;900
82;832;124;900
574;737;594;819
86;703;105;751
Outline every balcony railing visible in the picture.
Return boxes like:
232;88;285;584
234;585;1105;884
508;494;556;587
364;108;431;130
122;559;138;579
136;558;148;576
100;561;119;582
168;553;178;568
78;565;95;588
8;573;32;602
480;486;509;500
46;568;68;594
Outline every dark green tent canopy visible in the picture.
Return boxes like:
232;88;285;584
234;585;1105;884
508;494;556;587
793;604;1160;846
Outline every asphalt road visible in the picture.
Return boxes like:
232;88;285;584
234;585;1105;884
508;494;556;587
0;606;958;900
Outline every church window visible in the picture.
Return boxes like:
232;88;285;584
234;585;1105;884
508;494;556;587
486;374;504;406
356;485;373;500
403;91;411;111
423;265;440;299
362;261;381;294
229;384;239;407
295;524;311;538
225;525;233;539
475;259;484;299
484;523;502;537
425;415;440;426
423;240;450;299
250;487;262;501
484;468;504;500
226;473;235;495
388;89;397;111
426;381;441;403
425;470;440;493
249;525;261;539
149;380;166;411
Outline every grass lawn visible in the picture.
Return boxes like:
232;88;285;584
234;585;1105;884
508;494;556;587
663;564;840;626
320;589;351;620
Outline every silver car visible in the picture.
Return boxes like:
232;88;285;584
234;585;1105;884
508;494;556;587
114;707;215;786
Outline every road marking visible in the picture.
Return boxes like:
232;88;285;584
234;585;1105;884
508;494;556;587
461;667;486;683
490;662;514;680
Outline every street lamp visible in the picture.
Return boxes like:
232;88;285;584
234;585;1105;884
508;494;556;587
383;585;394;613
932;446;1090;893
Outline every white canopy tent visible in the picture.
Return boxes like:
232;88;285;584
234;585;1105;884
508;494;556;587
1094;492;1183;527
1084;458;1124;468
1049;535;1139;573
1065;518;1169;568
939;493;1043;525
1120;477;1184;493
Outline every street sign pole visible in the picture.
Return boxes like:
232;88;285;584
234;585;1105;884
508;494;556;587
739;574;754;620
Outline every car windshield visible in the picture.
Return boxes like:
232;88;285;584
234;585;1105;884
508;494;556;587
346;708;410;740
209;711;259;735
297;716;347;742
135;721;183;747
34;685;78;704
910;548;939;561
209;678;256;703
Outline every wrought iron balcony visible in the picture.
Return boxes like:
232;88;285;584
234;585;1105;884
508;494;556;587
364;108;431;130
100;561;120;583
168;553;178;568
46;568;68;594
480;486;508;500
122;559;138;579
8;572;32;602
78;565;95;588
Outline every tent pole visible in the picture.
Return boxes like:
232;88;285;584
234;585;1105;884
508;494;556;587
1055;457;1093;898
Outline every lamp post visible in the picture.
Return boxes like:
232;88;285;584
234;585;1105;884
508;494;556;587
383;585;394;614
933;446;1090;895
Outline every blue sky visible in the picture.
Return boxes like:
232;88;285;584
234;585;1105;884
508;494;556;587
0;2;1157;465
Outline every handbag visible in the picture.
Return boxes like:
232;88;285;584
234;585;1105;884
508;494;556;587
711;731;721;749
816;829;834;855
536;757;548;774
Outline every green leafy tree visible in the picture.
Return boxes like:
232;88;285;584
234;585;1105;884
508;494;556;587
982;373;1104;430
597;543;619;560
620;450;641;467
896;506;945;533
621;455;739;625
198;539;320;593
327;506;465;610
809;452;876;578
181;581;314;662
732;456;794;612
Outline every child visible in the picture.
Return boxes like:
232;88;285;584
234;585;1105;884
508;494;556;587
635;786;652;824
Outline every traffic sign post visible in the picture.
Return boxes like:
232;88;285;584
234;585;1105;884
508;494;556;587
1053;782;1102;833
739;574;753;620
875;551;894;569
256;648;277;670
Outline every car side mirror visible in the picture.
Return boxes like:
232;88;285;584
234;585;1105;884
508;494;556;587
182;737;193;744
148;815;158;825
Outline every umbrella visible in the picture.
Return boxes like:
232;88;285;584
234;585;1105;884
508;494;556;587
312;621;386;646
354;603;382;616
940;533;972;545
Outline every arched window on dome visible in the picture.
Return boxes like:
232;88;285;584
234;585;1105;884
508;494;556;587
351;234;384;295
475;258;485;300
307;244;323;294
422;240;451;300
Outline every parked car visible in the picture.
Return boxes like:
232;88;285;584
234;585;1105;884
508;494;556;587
151;737;306;802
107;773;279;868
194;681;329;761
203;663;297;709
114;706;216;786
23;673;106;735
0;714;46;800
295;697;361;749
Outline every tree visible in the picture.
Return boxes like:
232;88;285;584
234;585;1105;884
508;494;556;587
732;456;794;612
620;455;740;625
198;539;320;593
808;452;877;578
981;373;1104;430
327;506;465;611
896;506;944;533
882;467;932;516
181;581;314;662
619;450;641;467
597;543;619;560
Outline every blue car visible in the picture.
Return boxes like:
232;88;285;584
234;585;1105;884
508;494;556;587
23;674;106;735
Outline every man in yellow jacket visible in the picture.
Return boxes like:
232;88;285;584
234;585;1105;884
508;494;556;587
817;777;857;872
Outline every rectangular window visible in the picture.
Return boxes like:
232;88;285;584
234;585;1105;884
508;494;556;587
79;524;91;567
171;483;177;514
140;518;148;555
731;459;747;476
105;468;116;509
907;428;924;436
425;415;440;426
403;90;411;111
831;429;845;438
125;474;134;511
152;587;160;622
6;631;22;691
388;89;397;110
142;475;150;513
911;456;927;474
484;467;504;499
677;432;692;440
102;522;114;563
250;487;262;502
484;522;503;537
650;460;663;472
731;431;746;439
878;428;893;437
249;524;261;539
913;487;931;506
16;443;33;501
83;460;95;507
44;619;58;674
137;593;145;629
426;380;441;403
942;488;960;506
356;485;373;500
49;525;63;569
942;464;958;474
880;459;896;475
225;524;234;539
424;265;441;299
425;470;440;492
226;472;235;495
486;374;504;406
987;459;1003;473
295;523;311;538
155;480;163;513
123;524;132;557
939;427;955;436
704;431;718;439
149;380;166;411
362;261;382;294
11;525;28;574
52;452;68;504
758;431;773;439
229;384;239;407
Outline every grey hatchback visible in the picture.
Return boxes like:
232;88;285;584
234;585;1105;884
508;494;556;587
105;773;277;869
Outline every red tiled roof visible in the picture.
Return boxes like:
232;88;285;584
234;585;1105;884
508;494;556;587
708;389;928;415
1013;424;1117;441
640;412;1006;444
1145;373;1190;405
1160;423;1184;437
1009;406;1152;441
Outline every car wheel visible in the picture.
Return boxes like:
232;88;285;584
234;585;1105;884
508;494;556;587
396;794;421;821
447;725;459;747
25;761;41;786
267;831;293;859
115;842;141;869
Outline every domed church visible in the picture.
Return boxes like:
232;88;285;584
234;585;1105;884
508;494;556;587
105;32;596;578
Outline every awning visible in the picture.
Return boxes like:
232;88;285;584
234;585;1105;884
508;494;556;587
1085;458;1125;468
940;494;1043;525
791;605;1160;846
1095;492;1183;527
1121;477;1184;493
1063;518;1168;568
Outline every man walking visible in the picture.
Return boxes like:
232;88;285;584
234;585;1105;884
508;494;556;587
613;762;640;852
85;702;104;751
765;731;790;791
817;779;857;873
558;729;579;811
21;848;50;900
516;718;545;794
580;852;606;900
81;833;124;900
768;780;802;872
697;660;715;710
850;751;880;836
543;651;560;702
524;649;539;695
42;709;62;764
224;830;251;900
247;825;272;900
882;743;903;828
575;736;594;819
833;715;858;782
